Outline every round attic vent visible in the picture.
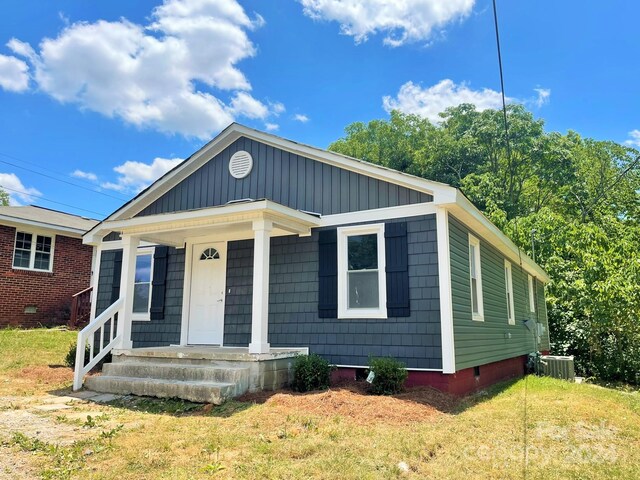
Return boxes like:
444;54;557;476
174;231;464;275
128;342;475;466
229;150;253;179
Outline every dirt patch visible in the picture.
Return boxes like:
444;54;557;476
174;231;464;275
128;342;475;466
17;365;73;386
0;445;38;480
238;381;457;425
0;410;94;446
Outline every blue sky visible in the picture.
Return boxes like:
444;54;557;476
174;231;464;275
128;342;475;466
0;0;637;219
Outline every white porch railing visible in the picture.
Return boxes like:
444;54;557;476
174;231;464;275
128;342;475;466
73;298;124;391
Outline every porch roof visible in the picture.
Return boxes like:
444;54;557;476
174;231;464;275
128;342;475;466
83;199;321;246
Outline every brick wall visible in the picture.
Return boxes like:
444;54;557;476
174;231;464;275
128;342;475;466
0;224;93;328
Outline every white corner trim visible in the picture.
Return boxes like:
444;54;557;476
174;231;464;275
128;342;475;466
436;208;456;374
337;223;387;320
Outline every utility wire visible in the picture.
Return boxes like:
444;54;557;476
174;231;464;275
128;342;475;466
0;184;107;217
491;1;529;478
0;154;129;201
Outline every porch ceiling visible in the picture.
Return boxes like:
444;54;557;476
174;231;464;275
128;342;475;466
84;199;321;246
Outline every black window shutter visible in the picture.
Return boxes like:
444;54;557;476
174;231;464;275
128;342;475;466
150;246;169;320
385;222;410;317
110;250;123;304
318;230;338;318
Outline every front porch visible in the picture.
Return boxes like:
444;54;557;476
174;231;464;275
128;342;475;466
84;346;308;404
74;200;321;396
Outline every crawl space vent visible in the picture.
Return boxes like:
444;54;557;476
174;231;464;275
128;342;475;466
229;150;253;179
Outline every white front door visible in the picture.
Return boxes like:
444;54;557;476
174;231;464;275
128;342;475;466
187;242;227;345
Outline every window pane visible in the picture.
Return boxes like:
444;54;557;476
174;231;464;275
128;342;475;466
16;232;32;250
471;277;479;313
135;254;152;282
13;250;30;268
347;234;378;271
34;252;51;270
36;235;51;253
133;283;150;313
348;271;379;308
469;244;476;278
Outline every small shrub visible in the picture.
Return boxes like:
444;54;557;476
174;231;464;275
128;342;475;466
64;343;112;370
65;343;90;369
291;353;333;392
368;357;408;395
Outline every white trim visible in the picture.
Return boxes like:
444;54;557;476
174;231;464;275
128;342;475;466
436;208;456;374
320;202;437;227
12;228;55;273
131;246;155;322
504;260;515;325
468;233;484;322
89;244;102;324
249;219;272;353
116;235;139;349
337;223;387;319
528;274;536;313
0;214;90;237
334;364;444;372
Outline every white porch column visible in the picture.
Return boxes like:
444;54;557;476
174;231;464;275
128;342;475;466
249;218;272;354
116;234;139;349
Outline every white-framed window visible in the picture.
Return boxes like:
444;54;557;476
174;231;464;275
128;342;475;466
528;275;536;313
12;231;54;272
468;234;484;321
337;223;387;319
132;247;154;321
504;260;515;325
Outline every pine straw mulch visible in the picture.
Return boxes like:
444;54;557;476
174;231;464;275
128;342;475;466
236;380;459;426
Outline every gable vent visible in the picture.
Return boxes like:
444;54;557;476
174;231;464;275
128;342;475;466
229;150;253;179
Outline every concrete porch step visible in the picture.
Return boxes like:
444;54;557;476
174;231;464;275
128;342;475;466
84;375;237;405
102;362;249;387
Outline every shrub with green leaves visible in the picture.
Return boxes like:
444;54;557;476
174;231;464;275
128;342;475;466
368;356;408;395
291;353;333;392
64;343;112;370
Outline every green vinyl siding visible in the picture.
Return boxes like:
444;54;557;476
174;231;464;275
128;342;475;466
449;215;549;371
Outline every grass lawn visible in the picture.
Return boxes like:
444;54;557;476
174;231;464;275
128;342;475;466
1;328;639;479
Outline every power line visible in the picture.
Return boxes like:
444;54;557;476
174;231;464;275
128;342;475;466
0;152;129;201
0;184;107;217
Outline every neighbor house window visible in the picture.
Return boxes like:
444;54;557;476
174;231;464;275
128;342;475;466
504;260;515;325
132;248;154;320
337;224;387;319
13;231;54;272
528;275;536;313
468;234;484;321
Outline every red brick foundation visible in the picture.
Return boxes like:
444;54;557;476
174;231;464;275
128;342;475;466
332;355;527;397
0;224;93;328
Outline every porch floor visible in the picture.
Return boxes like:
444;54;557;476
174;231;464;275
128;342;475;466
112;346;308;362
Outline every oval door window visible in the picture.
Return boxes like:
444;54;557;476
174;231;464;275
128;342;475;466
200;248;220;260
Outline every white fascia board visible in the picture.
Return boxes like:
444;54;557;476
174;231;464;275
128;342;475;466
444;192;550;283
84;200;321;245
319;202;437;226
0;215;86;237
101;123;455;223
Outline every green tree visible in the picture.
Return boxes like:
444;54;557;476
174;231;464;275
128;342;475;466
0;187;9;206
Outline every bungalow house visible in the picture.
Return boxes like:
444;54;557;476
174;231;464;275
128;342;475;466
0;205;97;328
73;123;550;401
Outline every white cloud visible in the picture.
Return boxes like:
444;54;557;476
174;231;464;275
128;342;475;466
533;87;551;107
264;122;279;131
294;113;309;123
300;0;474;46
383;79;511;122
0;54;29;92
625;130;640;148
5;0;283;139
102;157;183;193
0;172;41;205
71;169;98;181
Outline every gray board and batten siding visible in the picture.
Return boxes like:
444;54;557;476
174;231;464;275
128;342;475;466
94;215;443;369
136;137;433;217
448;214;550;371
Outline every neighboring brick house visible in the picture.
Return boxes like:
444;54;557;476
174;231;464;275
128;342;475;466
0;205;98;328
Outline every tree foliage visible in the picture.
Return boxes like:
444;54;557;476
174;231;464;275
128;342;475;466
330;106;640;385
0;187;9;206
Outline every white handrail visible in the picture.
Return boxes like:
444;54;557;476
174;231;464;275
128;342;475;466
73;298;124;391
